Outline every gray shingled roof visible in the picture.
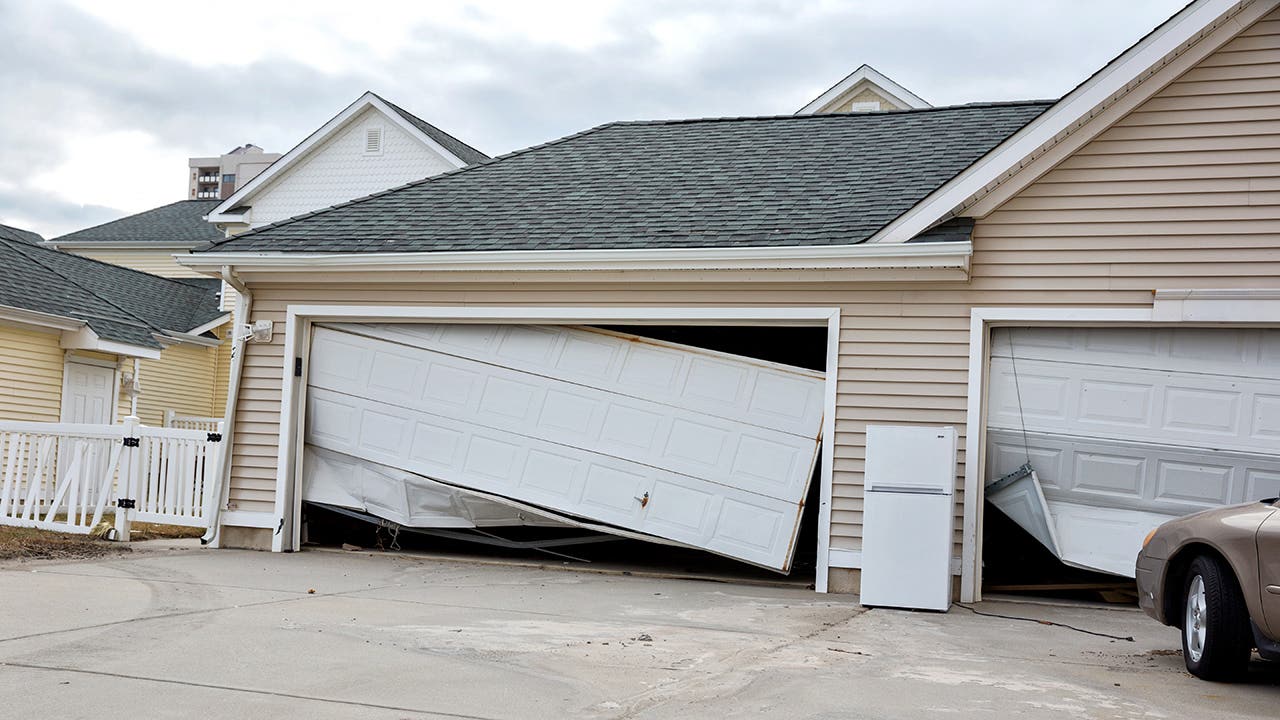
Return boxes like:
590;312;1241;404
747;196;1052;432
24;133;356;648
0;238;226;349
203;101;1050;255
378;95;490;166
0;223;45;245
52;199;223;245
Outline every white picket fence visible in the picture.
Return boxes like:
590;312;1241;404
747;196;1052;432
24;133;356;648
163;411;224;433
0;417;221;536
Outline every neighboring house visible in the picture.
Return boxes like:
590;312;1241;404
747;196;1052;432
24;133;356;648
179;0;1280;604
44;199;225;279
0;236;228;428
189;144;282;200
796;64;930;114
205;91;488;233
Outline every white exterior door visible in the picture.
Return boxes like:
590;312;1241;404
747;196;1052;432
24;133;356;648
304;323;825;571
985;327;1280;576
61;360;117;425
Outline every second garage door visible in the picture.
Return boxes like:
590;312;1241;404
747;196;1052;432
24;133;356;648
985;327;1280;576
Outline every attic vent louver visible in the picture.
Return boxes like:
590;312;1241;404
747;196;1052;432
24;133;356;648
365;127;383;155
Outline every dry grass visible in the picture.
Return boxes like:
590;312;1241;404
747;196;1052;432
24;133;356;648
0;525;127;561
128;522;205;541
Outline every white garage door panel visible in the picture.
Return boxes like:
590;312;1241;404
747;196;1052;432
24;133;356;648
986;327;1280;577
325;323;825;438
308;327;819;502
306;387;799;569
304;445;568;528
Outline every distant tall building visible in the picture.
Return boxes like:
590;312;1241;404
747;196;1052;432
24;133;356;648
188;144;282;200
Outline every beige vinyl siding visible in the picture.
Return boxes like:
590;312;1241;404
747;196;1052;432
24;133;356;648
219;11;1280;563
213;326;233;417
134;343;220;428
0;326;67;422
64;249;203;278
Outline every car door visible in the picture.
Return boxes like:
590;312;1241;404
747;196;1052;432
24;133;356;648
1261;505;1280;638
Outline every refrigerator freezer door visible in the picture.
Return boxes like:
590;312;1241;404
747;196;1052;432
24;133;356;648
859;491;955;611
865;426;957;495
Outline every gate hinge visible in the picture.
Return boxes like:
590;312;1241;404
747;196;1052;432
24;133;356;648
122;437;140;448
116;498;136;509
207;432;223;443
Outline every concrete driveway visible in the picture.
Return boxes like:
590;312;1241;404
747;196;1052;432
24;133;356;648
0;543;1276;719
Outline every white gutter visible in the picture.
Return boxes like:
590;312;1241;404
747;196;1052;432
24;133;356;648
202;265;252;546
176;241;973;274
155;329;224;348
42;241;203;251
0;304;86;332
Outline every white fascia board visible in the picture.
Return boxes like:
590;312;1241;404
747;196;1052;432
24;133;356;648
184;314;232;337
156;329;224;348
59;325;162;359
0;304;85;332
207;92;468;224
176;241;972;274
796;64;931;115
867;0;1248;244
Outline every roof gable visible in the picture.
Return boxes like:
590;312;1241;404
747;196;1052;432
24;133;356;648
0;223;45;245
207;92;488;226
867;0;1274;243
200;102;1049;255
48;200;223;247
797;64;931;114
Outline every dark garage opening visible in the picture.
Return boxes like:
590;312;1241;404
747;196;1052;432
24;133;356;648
303;323;829;588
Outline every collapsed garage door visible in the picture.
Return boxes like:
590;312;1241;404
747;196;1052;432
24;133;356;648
985;327;1280;577
301;323;825;572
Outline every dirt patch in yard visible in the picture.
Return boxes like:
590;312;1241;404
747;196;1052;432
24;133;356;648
0;526;128;561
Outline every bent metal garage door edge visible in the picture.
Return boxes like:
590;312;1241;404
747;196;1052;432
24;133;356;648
302;323;825;571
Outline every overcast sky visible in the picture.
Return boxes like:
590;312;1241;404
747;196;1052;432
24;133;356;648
1;0;1188;238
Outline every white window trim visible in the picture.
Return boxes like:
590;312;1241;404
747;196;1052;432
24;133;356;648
961;292;1280;603
260;305;843;592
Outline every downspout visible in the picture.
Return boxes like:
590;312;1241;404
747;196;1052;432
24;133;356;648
201;265;251;545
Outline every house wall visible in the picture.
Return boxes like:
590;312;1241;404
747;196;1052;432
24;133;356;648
133;342;221;427
0;325;67;423
64;248;204;278
245;106;460;228
213;11;1280;587
213;326;233;418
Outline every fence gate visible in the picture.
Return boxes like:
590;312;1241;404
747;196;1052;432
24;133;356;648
0;417;221;536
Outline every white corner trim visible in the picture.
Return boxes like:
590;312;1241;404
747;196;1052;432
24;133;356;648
207;92;468;223
867;0;1248;244
177;241;973;274
1153;288;1280;322
796;64;931;114
268;305;841;592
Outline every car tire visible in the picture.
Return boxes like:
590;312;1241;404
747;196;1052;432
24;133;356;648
1181;555;1252;681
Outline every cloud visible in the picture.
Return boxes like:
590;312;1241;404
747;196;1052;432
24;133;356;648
1;0;1188;238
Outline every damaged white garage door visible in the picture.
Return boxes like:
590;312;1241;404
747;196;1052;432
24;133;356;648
303;323;825;571
986;327;1280;577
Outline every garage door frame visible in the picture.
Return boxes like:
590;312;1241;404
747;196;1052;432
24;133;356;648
270;305;842;590
963;290;1280;603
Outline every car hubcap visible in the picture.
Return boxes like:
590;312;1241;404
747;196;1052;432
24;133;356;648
1185;575;1207;663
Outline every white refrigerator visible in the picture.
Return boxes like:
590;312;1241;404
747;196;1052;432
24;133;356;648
859;425;958;611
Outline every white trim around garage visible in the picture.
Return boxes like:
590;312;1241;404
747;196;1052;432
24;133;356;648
960;291;1280;603
255;305;844;591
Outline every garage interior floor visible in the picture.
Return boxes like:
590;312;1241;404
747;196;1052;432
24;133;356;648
303;324;829;589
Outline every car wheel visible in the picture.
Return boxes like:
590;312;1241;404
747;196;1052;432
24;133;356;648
1181;555;1251;681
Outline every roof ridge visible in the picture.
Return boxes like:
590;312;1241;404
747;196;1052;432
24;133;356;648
374;93;490;163
0;238;164;335
203;120;622;247
610;99;1057;127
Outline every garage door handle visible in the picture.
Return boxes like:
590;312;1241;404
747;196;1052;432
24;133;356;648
635;492;649;508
